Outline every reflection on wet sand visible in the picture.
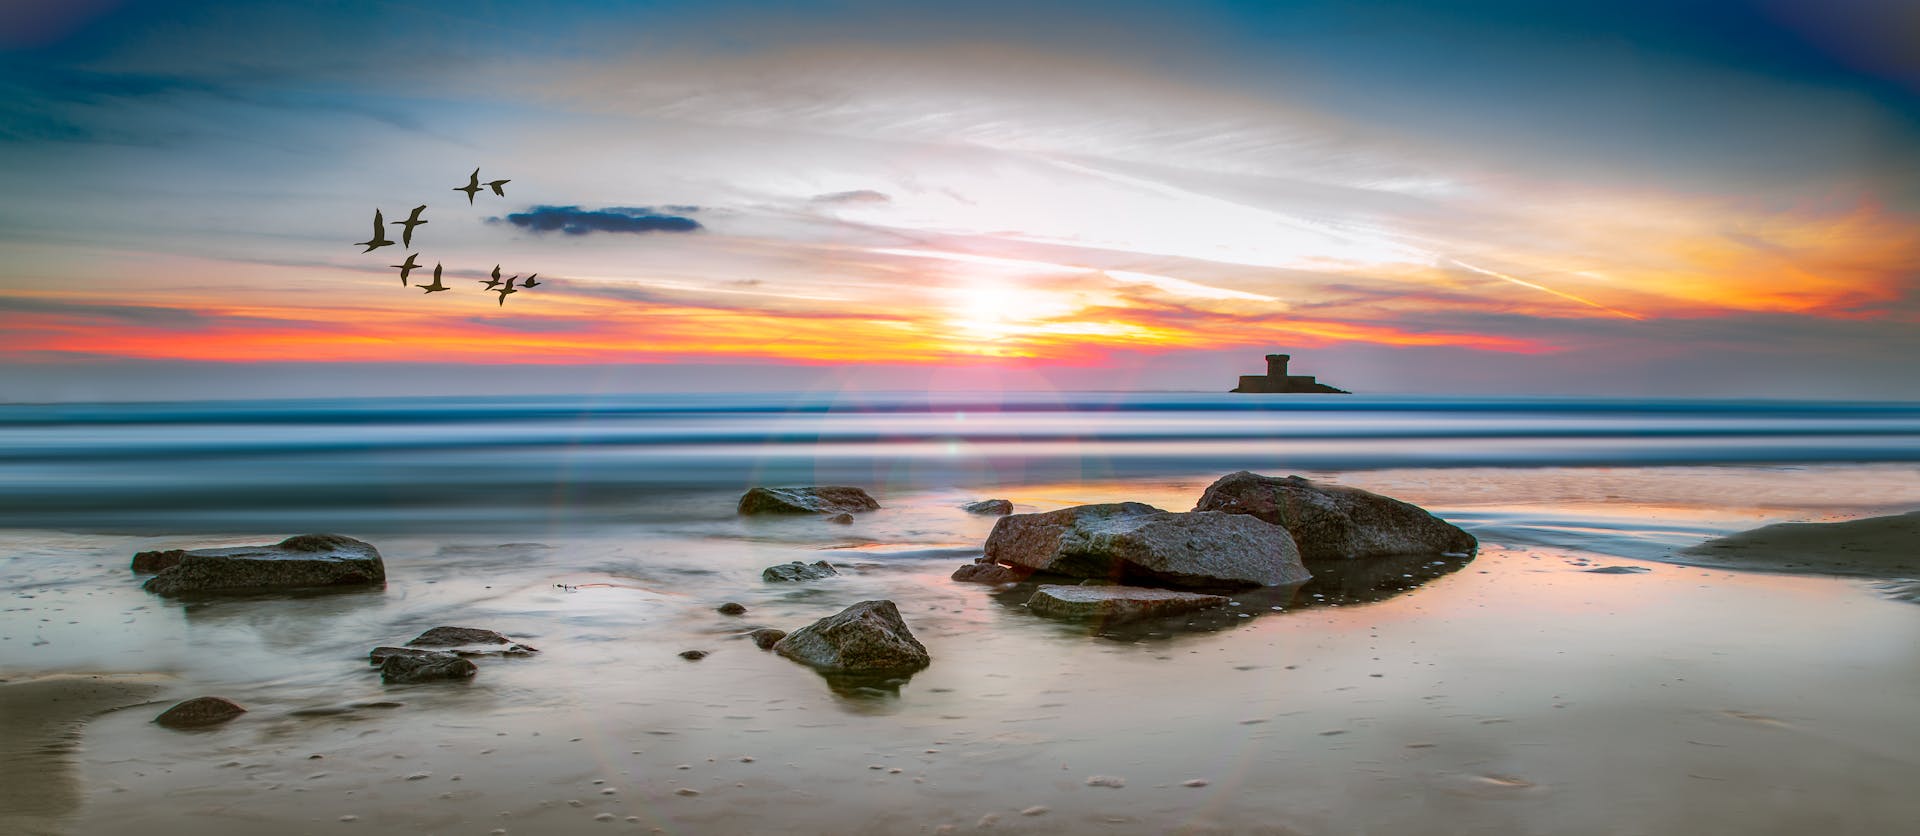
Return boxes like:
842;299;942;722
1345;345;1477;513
984;551;1476;640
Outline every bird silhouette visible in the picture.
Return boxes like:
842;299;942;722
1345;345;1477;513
356;209;395;252
479;264;504;290
417;263;449;293
521;273;540;288
393;205;428;247
486;178;510;197
390;253;420;285
454;168;482;204
494;275;518;306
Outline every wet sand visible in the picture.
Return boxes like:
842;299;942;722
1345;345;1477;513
1674;511;1920;577
0;675;166;836
5;468;1920;834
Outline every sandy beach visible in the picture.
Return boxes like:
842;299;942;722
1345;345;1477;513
5;461;1920;835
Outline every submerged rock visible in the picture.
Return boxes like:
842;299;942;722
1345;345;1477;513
380;651;477;683
1025;584;1230;622
679;649;709;661
141;534;386;597
738;486;880;515
763;560;840;582
1194;472;1477;560
774;600;930;673
963;499;1014;516
983;503;1308;588
827;513;854;525
717;602;748;616
130;549;187;573
747;628;787;650
368;646;442;664
154;696;246;729
951;561;1031;584
403;626;537;656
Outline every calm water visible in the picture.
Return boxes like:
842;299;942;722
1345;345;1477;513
4;392;1918;531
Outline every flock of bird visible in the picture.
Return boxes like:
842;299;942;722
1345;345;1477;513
355;168;541;306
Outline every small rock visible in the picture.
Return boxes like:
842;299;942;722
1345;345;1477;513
962;499;1014;516
679;650;709;661
154;696;246;729
1584;566;1651;574
1020;805;1049;816
1024;584;1230;623
737;486;880;515
762;560;840;582
130;549;187;573
717;602;747;616
380;651;477;684
772;600;930;673
674;788;700;797
1085;775;1126;788
1181;778;1209;788
950;562;1030;584
747;629;787;650
827;513;854;524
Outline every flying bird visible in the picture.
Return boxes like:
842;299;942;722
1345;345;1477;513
480;264;503;289
521;273;540;288
393;205;428;247
486;177;510;197
355;209;395;252
494;275;518;306
417;263;449;293
390;253;420;285
454;168;482;204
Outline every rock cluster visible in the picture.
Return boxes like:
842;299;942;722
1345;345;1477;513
369;625;535;683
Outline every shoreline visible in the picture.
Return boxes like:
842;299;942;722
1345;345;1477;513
1671;510;1920;578
0;674;169;836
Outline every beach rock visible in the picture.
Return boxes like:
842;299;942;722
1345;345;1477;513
717;602;747;616
983;503;1308;588
747;628;787;650
130;549;187;573
403;626;537;656
963;499;1014;516
738;486;880;515
140;534;385;597
950;561;1030;584
773;600;930;673
763;560;839;582
827;513;854;525
380;651;477;683
679;649;709;661
1025;584;1230;622
368;646;443;665
154;696;246;728
1194;472;1477;560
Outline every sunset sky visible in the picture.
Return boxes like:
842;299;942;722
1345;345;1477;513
3;0;1918;400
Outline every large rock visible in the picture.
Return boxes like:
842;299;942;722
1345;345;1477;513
1025;584;1230;622
380;651;477;683
153;696;246;728
141;534;385;597
773;600;930;673
738;486;880;515
1193;472;1476;560
763;560;840;582
983;503;1308;588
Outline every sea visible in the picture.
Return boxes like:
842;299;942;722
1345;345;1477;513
6;392;1920;834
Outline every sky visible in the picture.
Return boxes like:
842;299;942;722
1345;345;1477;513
2;0;1917;400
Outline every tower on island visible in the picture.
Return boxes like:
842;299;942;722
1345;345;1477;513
1231;353;1349;394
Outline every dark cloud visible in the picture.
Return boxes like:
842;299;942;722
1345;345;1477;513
812;189;891;204
504;205;703;236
